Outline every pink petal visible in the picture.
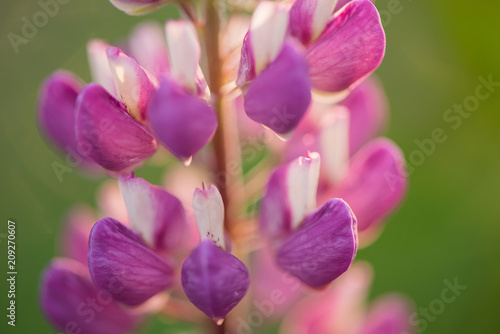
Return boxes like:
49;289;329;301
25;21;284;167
128;21;170;79
252;246;305;318
280;261;373;334
290;0;338;44
359;295;415;334
306;0;385;93
75;83;157;173
88;217;174;306
58;205;95;266
340;76;388;155
334;138;407;232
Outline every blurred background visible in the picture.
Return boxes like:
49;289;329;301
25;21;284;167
1;0;499;333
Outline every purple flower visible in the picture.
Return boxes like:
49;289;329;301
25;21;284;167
290;0;386;93
147;20;217;164
38;21;217;174
259;153;358;288
181;184;250;323
88;174;189;305
284;88;406;242
40;258;139;334
37;71;98;170
39;207;141;334
237;0;385;136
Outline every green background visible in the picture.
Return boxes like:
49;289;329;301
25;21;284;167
1;0;499;333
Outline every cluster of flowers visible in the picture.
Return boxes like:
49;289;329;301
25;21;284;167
37;0;412;333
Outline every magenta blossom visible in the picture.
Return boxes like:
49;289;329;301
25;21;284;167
237;0;385;136
38;21;217;174
39;206;141;334
284;84;407;243
181;184;250;323
88;173;189;305
259;153;358;288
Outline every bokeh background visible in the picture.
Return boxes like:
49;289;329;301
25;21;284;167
1;0;499;333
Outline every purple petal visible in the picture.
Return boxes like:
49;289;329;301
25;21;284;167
335;138;407;232
306;0;385;93
259;164;292;242
118;173;188;253
37;71;96;168
59;205;95;266
107;47;158;122
76;83;157;173
88;217;174;306
109;0;170;15
40;258;138;334
276;198;358;288
181;240;250;322
243;42;311;136
340;76;388;155
148;78;217;163
128;22;170;79
359;296;414;334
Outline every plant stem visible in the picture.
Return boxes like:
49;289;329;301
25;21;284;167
204;0;242;234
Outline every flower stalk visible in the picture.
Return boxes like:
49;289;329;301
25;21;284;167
204;0;242;236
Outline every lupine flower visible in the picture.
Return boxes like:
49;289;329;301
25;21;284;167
38;21;217;174
39;206;140;334
280;262;415;334
88;173;188;306
41;258;140;334
37;0;413;332
237;0;385;136
259;153;358;288
37;71;98;170
284;90;407;242
181;184;250;323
